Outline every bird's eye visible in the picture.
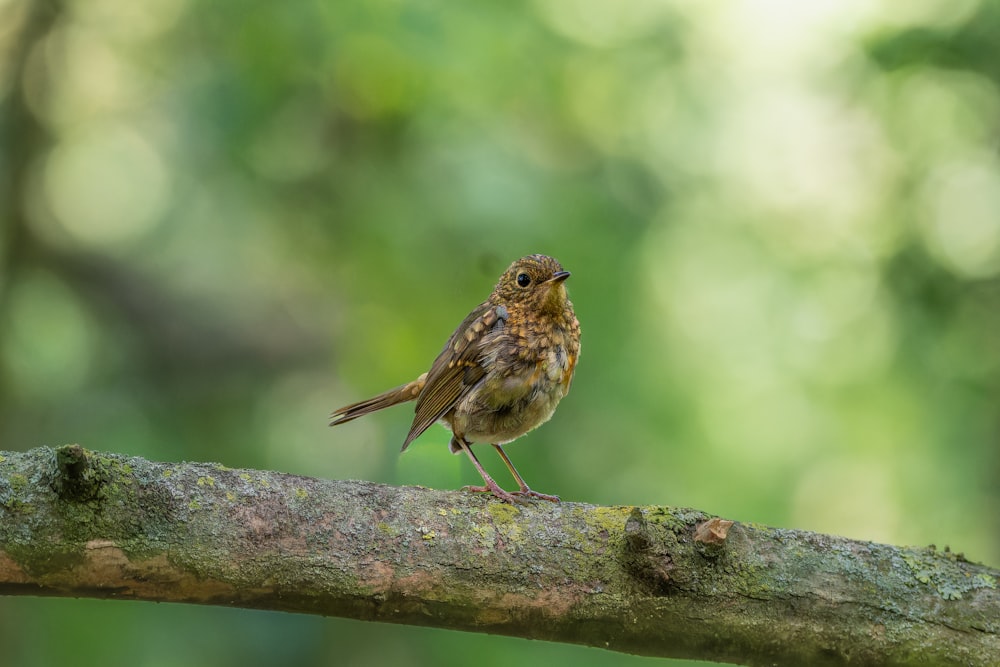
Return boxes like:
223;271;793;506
516;273;531;287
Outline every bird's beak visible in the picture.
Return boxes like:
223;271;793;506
547;271;571;284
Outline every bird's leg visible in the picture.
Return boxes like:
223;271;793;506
492;444;560;503
454;437;519;504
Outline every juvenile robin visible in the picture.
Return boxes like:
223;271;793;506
329;254;580;503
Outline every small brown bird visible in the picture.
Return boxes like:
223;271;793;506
329;254;581;503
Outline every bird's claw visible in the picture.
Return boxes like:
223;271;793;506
463;483;520;504
462;483;559;504
515;488;560;503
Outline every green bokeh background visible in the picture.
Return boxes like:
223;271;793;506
2;0;998;665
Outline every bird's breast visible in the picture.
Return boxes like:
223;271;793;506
447;308;579;445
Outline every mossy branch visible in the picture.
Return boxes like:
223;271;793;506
1;446;997;666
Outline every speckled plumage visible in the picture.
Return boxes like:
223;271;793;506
330;254;580;503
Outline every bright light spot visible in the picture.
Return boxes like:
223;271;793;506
43;26;145;124
533;0;673;48
720;89;895;260
919;157;1000;278
43;122;170;247
80;0;190;40
727;92;856;209
696;0;871;73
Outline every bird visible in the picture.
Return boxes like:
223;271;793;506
329;254;580;503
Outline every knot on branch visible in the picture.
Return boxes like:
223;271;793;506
621;507;673;595
693;517;735;558
51;444;102;501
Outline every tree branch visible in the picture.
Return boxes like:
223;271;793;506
1;446;997;666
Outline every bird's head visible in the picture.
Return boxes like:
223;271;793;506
492;254;572;315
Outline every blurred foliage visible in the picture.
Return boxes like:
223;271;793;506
2;0;999;665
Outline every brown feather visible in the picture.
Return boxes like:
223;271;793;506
329;374;425;426
401;303;507;450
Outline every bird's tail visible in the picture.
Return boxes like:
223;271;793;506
329;373;427;426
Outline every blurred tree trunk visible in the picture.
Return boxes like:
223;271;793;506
1;445;998;666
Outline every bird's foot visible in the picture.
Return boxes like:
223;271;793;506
462;481;520;504
464;483;560;504
513;488;560;503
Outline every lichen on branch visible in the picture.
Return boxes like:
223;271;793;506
1;445;998;666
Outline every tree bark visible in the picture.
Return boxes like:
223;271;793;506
1;445;997;666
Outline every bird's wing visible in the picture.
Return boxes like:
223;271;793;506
401;302;507;450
